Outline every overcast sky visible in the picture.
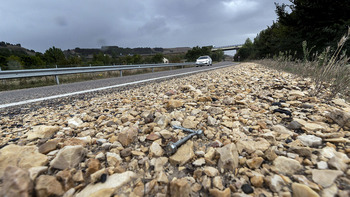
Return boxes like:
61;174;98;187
0;0;290;53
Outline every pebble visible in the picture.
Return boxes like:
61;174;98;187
1;63;349;196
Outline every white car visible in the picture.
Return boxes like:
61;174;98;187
196;56;212;66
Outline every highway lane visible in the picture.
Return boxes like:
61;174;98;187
0;62;237;111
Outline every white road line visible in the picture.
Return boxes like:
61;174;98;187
0;64;235;109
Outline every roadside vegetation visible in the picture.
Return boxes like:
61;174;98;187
235;0;350;101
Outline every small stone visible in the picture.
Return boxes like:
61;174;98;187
35;175;64;197
90;169;106;183
76;171;138;197
292;183;320;197
312;169;343;188
216;143;239;172
38;139;59;154
192;158;206;166
272;125;293;135
182;116;198;129
28;166;48;181
241;184;254;194
27;125;60;140
236;138;270;154
326;109;350;128
67;117;83;128
207;116;217;126
120;148;132;157
118;126;138;146
50;145;86;170
154;115;170;129
251;174;264;188
209;188;231;197
297;135;322;147
203;166;219;177
159;130;172;139
157;171;169;183
87;158;100;175
317;161;328;170
212;176;224;190
106;152;122;167
273;156;302;175
149;141;164;157
170;178;191;197
287;121;302;130
322;184;338;197
146;133;160;141
169;140;195;166
208;107;224;115
0;144;48;178
267;174;285;193
246;157;264;169
0;166;33;197
56;169;74;191
167;100;183;108
292;175;320;191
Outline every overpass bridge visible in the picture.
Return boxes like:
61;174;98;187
211;44;243;51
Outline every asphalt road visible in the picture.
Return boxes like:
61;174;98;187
0;62;237;112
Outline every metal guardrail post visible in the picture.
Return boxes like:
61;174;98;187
55;65;60;85
120;70;123;77
152;68;154;73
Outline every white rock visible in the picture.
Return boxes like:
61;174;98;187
273;156;302;175
192;158;206;166
312;169;343;188
317;161;328;170
150;142;164;157
50;145;86;170
297;135;322;147
67;117;83;128
76;171;138;197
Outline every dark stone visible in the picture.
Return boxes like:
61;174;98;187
285;138;293;143
272;102;282;107
248;128;253;132
241;184;254;194
287;121;302;130
120;147;132;157
273;109;292;116
301;103;314;109
294;128;305;134
100;173;107;183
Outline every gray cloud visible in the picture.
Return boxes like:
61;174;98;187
0;0;290;52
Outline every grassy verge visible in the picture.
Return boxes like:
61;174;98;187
256;28;350;101
0;65;189;91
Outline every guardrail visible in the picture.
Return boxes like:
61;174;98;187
0;62;195;84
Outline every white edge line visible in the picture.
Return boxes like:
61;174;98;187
0;64;235;109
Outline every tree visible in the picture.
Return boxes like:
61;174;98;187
21;55;45;69
211;50;224;62
254;0;350;58
185;46;212;61
7;55;23;70
151;53;164;63
235;38;255;61
44;46;66;65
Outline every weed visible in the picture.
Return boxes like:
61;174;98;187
257;27;350;101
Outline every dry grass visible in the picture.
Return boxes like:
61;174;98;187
256;27;350;101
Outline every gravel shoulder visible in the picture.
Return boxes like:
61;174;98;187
0;62;350;196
